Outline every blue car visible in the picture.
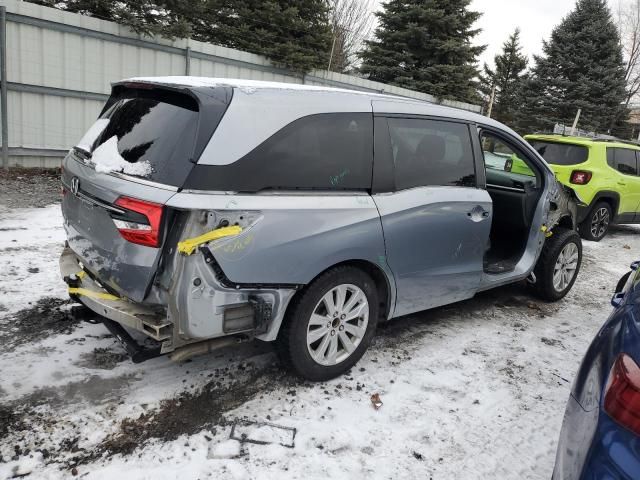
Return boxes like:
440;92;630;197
553;262;640;479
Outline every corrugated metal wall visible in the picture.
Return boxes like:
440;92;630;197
0;0;481;168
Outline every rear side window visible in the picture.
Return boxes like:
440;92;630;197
607;148;639;176
387;118;475;189
528;141;589;166
183;113;373;192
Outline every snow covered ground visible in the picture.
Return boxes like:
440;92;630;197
1;201;639;480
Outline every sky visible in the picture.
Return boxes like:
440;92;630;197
373;0;622;69
470;0;578;67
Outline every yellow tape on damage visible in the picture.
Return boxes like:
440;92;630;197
177;225;243;256
68;287;120;301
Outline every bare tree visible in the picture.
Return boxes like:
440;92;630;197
327;0;374;73
617;0;640;105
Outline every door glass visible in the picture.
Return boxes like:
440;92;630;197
481;133;538;185
387;118;476;190
612;148;639;176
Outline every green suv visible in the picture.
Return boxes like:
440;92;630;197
516;135;640;241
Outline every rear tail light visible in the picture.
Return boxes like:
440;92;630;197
604;354;640;435
113;196;164;248
570;170;592;185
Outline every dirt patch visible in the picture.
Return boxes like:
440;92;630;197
98;365;297;459
0;298;78;352
77;348;129;370
0;404;26;439
0;168;61;209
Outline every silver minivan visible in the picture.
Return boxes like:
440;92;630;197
60;77;581;380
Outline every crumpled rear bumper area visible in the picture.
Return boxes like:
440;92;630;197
59;246;171;342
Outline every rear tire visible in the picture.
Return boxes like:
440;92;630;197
533;228;582;301
579;202;612;242
276;266;378;381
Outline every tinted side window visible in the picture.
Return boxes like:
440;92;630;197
611;148;638;176
387;118;475;190
183;113;373;192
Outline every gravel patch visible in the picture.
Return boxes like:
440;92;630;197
0;168;61;208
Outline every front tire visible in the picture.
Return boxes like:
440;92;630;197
580;202;612;242
533;228;582;301
277;266;378;381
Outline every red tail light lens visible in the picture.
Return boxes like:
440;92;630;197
604;354;640;435
113;196;164;248
570;170;592;185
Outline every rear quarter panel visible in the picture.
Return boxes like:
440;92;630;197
165;193;394;302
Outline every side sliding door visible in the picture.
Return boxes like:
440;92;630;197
372;114;492;317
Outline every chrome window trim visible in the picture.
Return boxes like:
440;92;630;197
486;183;526;193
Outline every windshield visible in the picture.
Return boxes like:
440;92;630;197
528;140;589;166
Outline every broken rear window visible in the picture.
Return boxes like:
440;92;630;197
90;89;200;187
528;141;589;166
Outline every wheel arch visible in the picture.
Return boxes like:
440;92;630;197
556;214;575;231
590;191;620;218
288;259;394;327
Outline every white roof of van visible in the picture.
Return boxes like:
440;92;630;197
122;76;394;97
119;76;508;136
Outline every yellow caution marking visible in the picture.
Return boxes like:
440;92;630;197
68;287;120;301
177;226;243;256
76;270;86;279
541;225;553;238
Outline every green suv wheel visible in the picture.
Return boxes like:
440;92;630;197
580;202;612;242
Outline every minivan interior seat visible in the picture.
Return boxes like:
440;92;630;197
406;134;447;186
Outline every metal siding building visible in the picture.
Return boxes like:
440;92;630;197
0;0;481;168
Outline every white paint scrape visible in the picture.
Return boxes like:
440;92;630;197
92;136;153;177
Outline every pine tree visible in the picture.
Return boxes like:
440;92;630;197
182;0;333;73
359;0;485;103
479;29;528;127
522;0;627;134
29;0;191;38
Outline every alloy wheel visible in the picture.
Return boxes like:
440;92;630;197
590;207;610;239
306;284;369;366
553;242;579;292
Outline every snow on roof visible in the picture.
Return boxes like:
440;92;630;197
121;76;394;97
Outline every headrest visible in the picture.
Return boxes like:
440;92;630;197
415;134;446;163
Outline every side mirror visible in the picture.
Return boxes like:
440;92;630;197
611;292;625;308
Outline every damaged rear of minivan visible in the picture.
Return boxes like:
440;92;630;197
61;78;388;379
60;77;581;381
